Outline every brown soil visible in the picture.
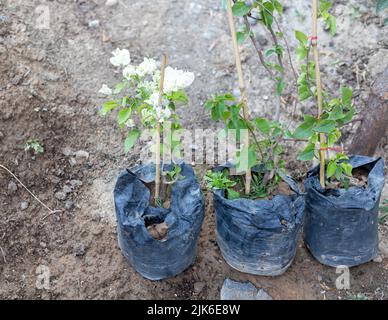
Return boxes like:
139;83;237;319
1;0;387;300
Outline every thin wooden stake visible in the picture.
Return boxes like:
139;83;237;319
155;54;167;203
312;0;326;188
226;0;252;195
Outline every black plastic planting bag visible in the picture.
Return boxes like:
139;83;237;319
114;163;205;280
304;156;385;267
213;165;305;276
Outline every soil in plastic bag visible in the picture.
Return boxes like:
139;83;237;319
213;164;305;276
304;155;385;267
114;163;205;280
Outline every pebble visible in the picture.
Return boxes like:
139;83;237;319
75;150;89;162
221;279;271;300
61;147;73;157
8;181;18;194
0;131;4;140
88;20;100;28
70;180;83;188
68;158;77;167
194;281;206;293
378;239;388;258
74;243;86;257
63;185;72;194
20;202;29;210
64;200;75;211
54;191;67;201
373;255;383;263
105;0;118;6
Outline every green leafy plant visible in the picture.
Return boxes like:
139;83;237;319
379;199;388;225
292;0;355;188
205;170;240;200
163;164;185;184
24;139;44;155
230;0;296;121
99;49;194;202
205;93;288;198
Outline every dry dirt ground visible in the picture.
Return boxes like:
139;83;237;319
0;0;387;300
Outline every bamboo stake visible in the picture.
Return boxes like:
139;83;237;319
312;0;326;188
155;54;167;203
226;0;252;195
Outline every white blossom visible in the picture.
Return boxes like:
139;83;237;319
138;58;158;76
110;48;131;67
163;67;195;93
155;106;171;123
139;81;158;95
125;119;135;128
123;65;138;79
98;84;112;95
145;92;168;108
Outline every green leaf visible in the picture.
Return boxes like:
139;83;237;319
328;15;337;36
293;115;316;139
296;46;308;61
170;90;188;104
100;100;119;116
227;188;240;200
114;82;125;94
261;2;274;26
273;0;283;14
328;105;344;120
327;161;337;178
298;143;315;161
237;29;250;44
341;87;353;107
254;117;270;135
295;30;308;45
232;1;251;16
117;108;132;125
313;119;336;133
377;0;388;13
341;162;353;176
124;129;140;153
276;79;285;96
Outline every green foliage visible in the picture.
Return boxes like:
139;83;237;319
379;199;388;225
205;170;240;200
164;164;185;184
377;0;388;13
231;1;286;96
319;0;337;35
24;139;44;155
205;92;287;196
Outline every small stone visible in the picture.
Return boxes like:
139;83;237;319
379;240;388;258
373;255;383;263
221;279;257;300
69;158;77;167
8;181;18;193
61;147;72;157
63;185;72;194
105;0;118;6
91;226;104;236
20;202;29;210
54;191;67;201
194;282;206;293
75;150;89;162
40;242;47;248
64;201;75;211
0;131;4;140
74;243;86;257
256;289;273;300
88;20;100;28
70;180;83;188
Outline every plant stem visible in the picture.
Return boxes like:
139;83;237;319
227;0;251;195
155;54;167;203
312;0;326;188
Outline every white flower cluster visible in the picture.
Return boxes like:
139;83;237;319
99;48;195;124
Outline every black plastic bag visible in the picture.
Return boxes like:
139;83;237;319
304;156;385;267
114;163;205;280
213;165;305;276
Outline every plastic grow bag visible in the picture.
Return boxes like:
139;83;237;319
304;156;385;267
114;163;205;280
213;164;305;276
